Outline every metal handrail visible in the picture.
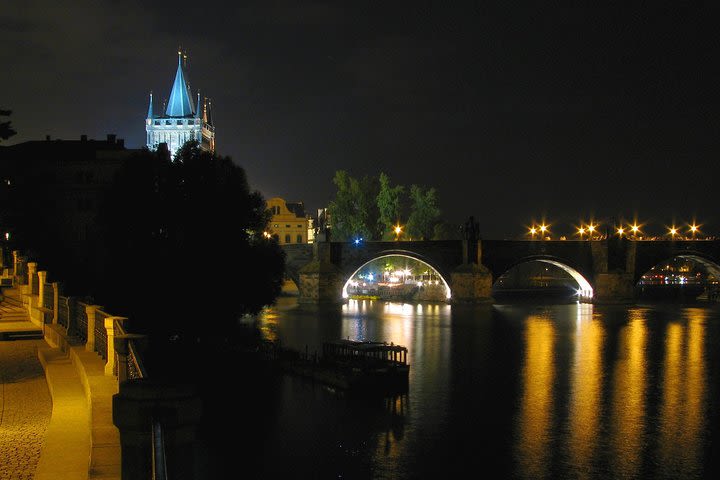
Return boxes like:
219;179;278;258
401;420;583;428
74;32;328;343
151;419;167;480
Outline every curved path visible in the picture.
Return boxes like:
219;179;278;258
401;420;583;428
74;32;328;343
0;339;52;480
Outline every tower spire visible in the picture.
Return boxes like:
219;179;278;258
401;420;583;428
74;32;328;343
166;49;195;117
196;91;201;118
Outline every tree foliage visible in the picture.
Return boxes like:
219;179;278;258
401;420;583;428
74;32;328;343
327;170;380;241
406;185;441;240
94;141;285;356
327;170;445;242
376;172;404;240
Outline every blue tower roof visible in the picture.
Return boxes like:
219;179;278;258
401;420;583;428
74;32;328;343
165;52;195;117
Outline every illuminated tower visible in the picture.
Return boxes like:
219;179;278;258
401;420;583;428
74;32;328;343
145;51;215;158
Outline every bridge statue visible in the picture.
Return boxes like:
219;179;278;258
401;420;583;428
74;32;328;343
460;216;480;242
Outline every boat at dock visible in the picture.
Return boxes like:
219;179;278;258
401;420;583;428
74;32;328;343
265;339;410;395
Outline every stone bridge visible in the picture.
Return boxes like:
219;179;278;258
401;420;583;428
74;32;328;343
281;238;720;304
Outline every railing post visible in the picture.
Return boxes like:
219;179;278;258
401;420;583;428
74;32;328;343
27;262;37;296
52;282;60;325
105;316;127;376
12;250;19;277
37;270;47;309
85;304;103;353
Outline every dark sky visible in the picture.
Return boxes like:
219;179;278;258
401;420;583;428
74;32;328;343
2;1;718;239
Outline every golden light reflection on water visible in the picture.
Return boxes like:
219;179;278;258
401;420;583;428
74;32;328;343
516;316;555;480
609;309;647;478
658;309;706;477
567;304;603;477
258;308;279;343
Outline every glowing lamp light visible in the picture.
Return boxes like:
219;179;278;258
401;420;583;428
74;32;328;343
617;227;624;236
631;224;640;234
587;224;596;234
539;224;548;233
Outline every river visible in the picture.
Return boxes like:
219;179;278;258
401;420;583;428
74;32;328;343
196;296;720;479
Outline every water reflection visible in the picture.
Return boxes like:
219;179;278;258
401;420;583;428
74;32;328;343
609;309;647;478
515;315;555;479
244;299;720;479
567;303;603;477
657;309;706;478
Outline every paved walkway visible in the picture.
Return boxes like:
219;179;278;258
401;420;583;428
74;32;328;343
0;285;122;479
0;339;53;480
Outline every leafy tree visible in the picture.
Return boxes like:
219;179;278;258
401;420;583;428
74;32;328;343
94;141;285;370
376;172;404;240
0;109;17;142
406;184;441;240
327;170;380;241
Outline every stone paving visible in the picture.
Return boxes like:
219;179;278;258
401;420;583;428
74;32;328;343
0;339;52;480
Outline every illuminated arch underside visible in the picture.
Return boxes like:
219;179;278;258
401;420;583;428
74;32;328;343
342;254;452;300
533;259;594;299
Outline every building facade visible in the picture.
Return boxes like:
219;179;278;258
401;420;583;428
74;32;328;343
146;52;215;158
266;197;310;244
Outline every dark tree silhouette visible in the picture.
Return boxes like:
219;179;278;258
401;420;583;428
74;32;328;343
0;109;17;142
93;141;285;371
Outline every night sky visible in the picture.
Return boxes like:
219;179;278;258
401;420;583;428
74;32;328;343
2;1;718;239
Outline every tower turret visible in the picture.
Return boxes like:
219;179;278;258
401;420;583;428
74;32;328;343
146;51;215;157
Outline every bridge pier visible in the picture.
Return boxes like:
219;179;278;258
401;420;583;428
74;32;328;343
450;238;494;304
298;242;344;303
593;272;635;304
450;263;494;304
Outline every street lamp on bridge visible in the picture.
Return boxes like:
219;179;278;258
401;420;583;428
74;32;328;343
689;223;700;240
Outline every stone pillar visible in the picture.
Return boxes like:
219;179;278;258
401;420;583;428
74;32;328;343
113;380;203;480
593;273;634;304
52;282;60;324
105;316;127;376
37;271;47;309
450;263;494;303
298;242;344;303
85;304;103;353
27;262;37;295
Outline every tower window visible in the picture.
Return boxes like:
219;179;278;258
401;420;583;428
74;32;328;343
284;234;291;244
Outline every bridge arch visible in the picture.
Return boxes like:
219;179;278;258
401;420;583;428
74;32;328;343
492;255;594;300
633;250;720;283
340;251;452;301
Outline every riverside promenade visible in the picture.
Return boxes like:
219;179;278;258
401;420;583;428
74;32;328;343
0;283;121;480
